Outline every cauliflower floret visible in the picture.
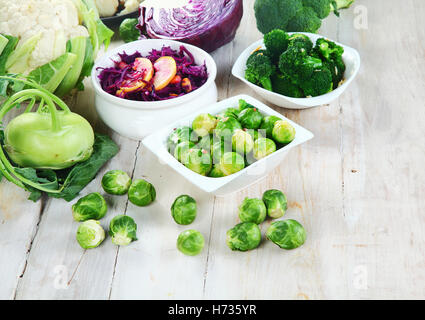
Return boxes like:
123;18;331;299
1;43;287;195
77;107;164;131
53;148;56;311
118;0;142;15
95;0;119;17
0;0;89;72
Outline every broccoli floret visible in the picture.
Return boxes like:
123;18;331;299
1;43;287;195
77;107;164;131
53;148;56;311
245;51;275;91
300;67;333;97
313;38;344;60
271;73;304;98
288;33;314;53
264;29;290;63
254;0;354;34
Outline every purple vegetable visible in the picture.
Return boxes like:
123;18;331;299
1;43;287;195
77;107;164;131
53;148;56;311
137;0;243;53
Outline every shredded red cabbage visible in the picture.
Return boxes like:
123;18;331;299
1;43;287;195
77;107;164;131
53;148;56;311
97;45;208;101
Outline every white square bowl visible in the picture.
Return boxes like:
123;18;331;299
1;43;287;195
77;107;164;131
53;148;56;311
142;95;314;195
232;33;361;109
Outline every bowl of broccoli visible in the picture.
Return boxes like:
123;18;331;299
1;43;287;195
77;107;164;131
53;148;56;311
232;31;360;109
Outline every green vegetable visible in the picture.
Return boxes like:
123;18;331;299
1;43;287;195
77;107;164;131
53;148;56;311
177;230;205;256
5;33;41;74
215;117;242;139
262;189;287;218
209;165;226;178
76;220;105;249
232;129;254;155
271;73;304;98
174;141;196;164
301;68;333;97
264;29;289;63
237;107;263;129
253;138;277;160
217;107;239;120
101;170;132;195
171;195;197;225
119;18;140;43
184;148;212;176
244;50;275;91
289;33;314;53
312;38;345;88
72;192;107;222
266;219;306;249
238;99;256;111
167;126;198;154
0;35;8;56
109;215;138;246
192;113;217;137
195;134;214;153
272;120;296;144
245;129;265;142
211;140;232;164
219;152;245;176
254;0;354;34
0;35;18;75
128;179;156;206
238;198;267;224
260;115;282;138
226;222;261;251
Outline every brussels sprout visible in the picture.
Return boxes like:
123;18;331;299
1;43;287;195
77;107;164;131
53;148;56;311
238;99;256;111
266;219;306;250
215;117;242;139
184;148;212;176
260;115;282;138
226;222;261;251
128;179;156;206
76;220;105;249
232;129;254;155
245;129;265;141
209;165;226;178
219;152;245;176
253;138;277;160
195;134;213;152
167;126;198;153
171;195;197;225
101;170;132;195
217;107;239;120
272;120;296;144
238;197;267;224
177;229;205;256
174;141;196;163
211;139;232;164
192;113;217;137
237;107;263;129
119;18;140;43
72;192;107;222
109;215;138;246
262;189;288;219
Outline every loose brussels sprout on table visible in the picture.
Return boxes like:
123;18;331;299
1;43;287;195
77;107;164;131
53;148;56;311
226;222;261;251
272;120;296;145
76;220;106;249
232;129;254;155
171;195;197;225
238;197;267;224
266;219;306;250
237;107;263;129
128;179;156;207
192;113;217;137
72;192;107;222
101;170;132;195
109;215;138;246
262;189;288;219
177;230;205;256
253;138;277;160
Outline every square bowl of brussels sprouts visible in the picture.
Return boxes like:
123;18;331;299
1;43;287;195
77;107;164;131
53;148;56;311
142;95;314;195
232;31;361;109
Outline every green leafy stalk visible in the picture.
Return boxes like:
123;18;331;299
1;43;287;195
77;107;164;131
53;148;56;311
0;35;9;56
5;33;41;73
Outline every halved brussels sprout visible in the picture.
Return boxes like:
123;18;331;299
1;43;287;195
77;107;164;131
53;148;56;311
192;113;217;137
272;120;296;144
262;189;287;219
238;99;256;112
184;148;212;176
167;126;198;153
226;222;261;251
128;179;156;206
209;165;226;178
237;107;263;129
232;129;254;155
101;170;132;195
72;192;107;222
174;141;196;163
177;229;205;256
238;197;267;224
260;115;282;138
109;215;138;246
171;195;197;225
215;117;242;139
76;220;105;249
219;152;245;176
253;138;277;160
266;219;306;250
217;107;239;120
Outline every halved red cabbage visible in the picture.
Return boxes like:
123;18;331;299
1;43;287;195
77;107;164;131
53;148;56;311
137;0;243;53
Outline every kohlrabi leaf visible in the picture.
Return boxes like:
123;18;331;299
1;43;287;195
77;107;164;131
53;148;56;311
0;35;19;75
76;37;94;91
6;33;41;74
0;35;9;56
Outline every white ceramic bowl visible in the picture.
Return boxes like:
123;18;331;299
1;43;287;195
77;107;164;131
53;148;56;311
142;94;314;195
91;39;218;140
232;33;361;109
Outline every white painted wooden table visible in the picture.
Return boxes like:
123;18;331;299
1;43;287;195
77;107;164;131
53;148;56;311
1;0;425;299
